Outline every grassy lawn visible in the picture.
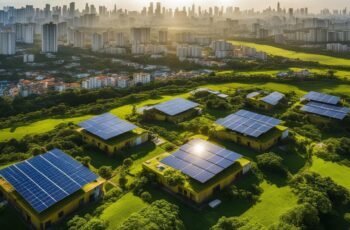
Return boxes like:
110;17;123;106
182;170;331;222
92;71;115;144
241;181;297;227
100;192;147;229
309;157;350;191
230;40;350;67
0;115;92;141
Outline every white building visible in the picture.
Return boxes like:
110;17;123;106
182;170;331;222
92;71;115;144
42;22;58;53
130;27;150;44
23;54;35;63
210;40;233;58
133;73;151;85
158;29;168;44
116;32;127;47
326;43;348;52
176;45;203;59
92;33;103;52
0;31;16;55
73;30;85;48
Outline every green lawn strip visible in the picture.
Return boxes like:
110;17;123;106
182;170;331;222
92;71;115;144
309;157;350;191
0;115;92;141
230;40;350;67
241;181;298;227
100;192;147;229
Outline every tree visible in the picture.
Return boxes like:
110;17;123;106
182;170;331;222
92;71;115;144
67;216;87;230
211;217;266;230
81;218;108;230
281;203;320;229
163;169;185;187
119;176;128;189
98;166;113;179
140;191;152;203
123;158;133;170
118;200;184;230
256;152;288;176
76;156;91;167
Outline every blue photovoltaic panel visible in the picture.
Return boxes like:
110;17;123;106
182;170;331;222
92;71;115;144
160;139;243;183
301;101;349;120
301;91;340;105
215;110;281;138
246;91;260;99
78;113;138;140
260;92;285;106
153;98;199;116
0;149;98;213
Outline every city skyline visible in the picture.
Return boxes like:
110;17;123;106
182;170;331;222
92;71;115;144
2;0;350;12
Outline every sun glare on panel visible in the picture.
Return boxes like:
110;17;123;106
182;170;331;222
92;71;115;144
193;143;205;155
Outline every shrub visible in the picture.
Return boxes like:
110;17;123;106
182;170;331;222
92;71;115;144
140;191;152;203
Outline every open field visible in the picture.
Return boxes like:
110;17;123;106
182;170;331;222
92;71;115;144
230;40;350;67
100;192;147;229
0;115;92;141
309;157;350;191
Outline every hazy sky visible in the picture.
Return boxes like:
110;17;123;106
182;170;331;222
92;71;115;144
2;0;350;12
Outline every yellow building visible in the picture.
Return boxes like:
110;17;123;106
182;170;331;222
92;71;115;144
78;113;149;156
213;110;288;151
246;91;285;110
299;91;349;124
141;98;200;123
0;149;104;230
143;138;251;204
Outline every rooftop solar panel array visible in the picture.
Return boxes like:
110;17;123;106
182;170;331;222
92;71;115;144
160;139;242;183
261;92;285;106
215;110;281;138
153;98;199;116
301;101;349;120
0;149;98;213
302;91;340;105
246;92;260;99
78;113;138;140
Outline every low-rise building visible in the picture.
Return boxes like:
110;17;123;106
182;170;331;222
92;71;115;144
78;113;149;156
133;72;151;85
212;110;288;151
0;149;104;230
246;91;285;110
143;138;251;204
299;91;349;123
141;98;200;123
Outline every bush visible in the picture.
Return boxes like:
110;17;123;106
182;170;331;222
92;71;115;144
163;169;185;187
344;213;350;223
98;166;113;179
140;191;152;203
256;152;288;176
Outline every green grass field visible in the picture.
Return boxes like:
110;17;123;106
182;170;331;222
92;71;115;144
309;157;350;191
230;40;350;67
241;182;297;226
0;115;92;141
100;192;147;229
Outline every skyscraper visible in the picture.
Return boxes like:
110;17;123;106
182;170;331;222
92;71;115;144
130;27;151;44
69;2;75;17
42;22;58;53
0;31;16;55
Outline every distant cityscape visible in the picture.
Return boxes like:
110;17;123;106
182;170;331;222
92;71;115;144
0;1;349;97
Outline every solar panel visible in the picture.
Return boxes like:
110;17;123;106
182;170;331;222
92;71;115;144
0;149;98;213
301;91;340;105
260;92;285;106
301;101;349;120
246;92;260;99
153;98;199;116
160;139;242;183
215;110;281;138
78;113;138;140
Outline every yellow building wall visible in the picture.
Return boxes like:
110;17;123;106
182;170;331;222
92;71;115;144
144;109;198;124
81;132;149;156
0;180;104;230
144;163;251;204
212;130;279;151
247;98;272;110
